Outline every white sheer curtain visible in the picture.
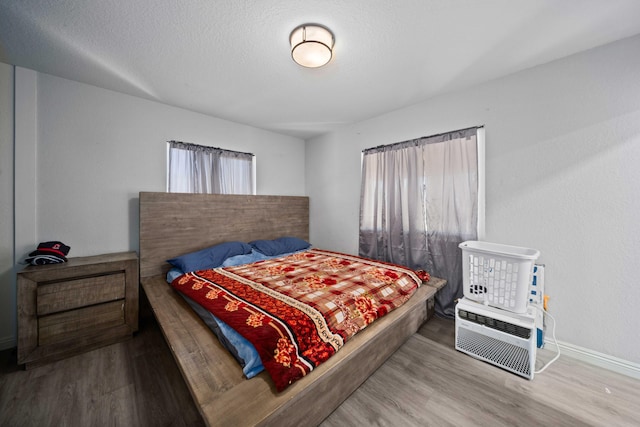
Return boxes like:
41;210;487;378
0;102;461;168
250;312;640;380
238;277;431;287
219;151;254;194
167;141;254;194
359;127;479;317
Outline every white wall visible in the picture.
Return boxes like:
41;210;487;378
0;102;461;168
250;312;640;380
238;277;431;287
306;35;640;365
2;69;306;349
4;35;639;367
0;63;15;349
23;72;305;258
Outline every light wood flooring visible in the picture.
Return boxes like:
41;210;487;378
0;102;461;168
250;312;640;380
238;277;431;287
323;317;640;427
1;303;639;427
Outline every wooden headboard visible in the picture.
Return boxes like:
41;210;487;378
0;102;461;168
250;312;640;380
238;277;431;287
139;192;309;279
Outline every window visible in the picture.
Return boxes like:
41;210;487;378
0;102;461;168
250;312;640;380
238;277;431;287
167;141;255;194
359;126;484;317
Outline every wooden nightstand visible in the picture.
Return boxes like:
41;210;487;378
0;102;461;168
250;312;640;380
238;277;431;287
17;251;139;369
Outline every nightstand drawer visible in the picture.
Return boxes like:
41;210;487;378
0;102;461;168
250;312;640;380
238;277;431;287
38;300;126;346
37;273;126;316
18;251;138;368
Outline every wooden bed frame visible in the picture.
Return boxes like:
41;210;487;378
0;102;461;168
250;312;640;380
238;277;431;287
139;192;444;426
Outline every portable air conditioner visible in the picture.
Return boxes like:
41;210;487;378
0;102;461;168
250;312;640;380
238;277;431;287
455;298;537;379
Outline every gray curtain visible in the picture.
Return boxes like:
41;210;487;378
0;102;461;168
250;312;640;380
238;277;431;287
359;127;479;317
168;141;254;194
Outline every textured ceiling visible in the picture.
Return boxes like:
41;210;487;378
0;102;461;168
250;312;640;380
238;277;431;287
2;0;640;139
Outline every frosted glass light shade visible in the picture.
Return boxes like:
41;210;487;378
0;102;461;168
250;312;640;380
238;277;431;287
290;25;334;68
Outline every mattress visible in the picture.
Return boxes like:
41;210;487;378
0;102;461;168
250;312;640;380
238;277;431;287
168;248;422;391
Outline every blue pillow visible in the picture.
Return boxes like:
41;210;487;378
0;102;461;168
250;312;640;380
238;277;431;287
167;241;252;273
221;249;269;267
275;236;311;252
249;237;310;256
247;239;282;256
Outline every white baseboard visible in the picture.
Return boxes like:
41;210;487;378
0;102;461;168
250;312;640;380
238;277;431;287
545;338;640;380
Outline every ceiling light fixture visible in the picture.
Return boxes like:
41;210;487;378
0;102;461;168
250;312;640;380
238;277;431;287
290;24;334;68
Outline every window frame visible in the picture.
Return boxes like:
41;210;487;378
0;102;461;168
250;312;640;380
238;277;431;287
165;141;256;195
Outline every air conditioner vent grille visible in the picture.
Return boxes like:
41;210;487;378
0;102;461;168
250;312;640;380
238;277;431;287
456;326;532;378
458;309;531;339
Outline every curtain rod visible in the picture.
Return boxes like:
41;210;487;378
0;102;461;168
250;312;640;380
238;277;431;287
167;140;255;156
363;125;484;153
416;125;483;141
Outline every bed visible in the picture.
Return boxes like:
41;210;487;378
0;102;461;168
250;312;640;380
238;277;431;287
139;191;445;426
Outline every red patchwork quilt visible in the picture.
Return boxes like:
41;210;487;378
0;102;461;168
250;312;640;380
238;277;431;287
171;249;421;391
